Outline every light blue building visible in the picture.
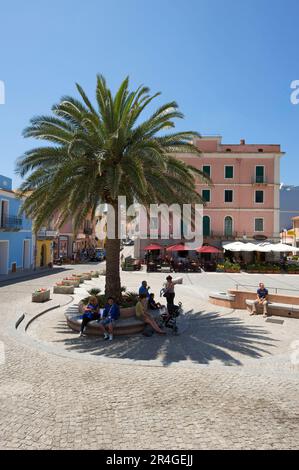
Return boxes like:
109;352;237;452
0;175;33;275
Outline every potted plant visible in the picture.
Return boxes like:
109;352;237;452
32;288;50;302
53;282;74;294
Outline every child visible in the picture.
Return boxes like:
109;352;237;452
79;295;100;337
148;293;162;310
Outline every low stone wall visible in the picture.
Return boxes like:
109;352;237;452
209;289;299;311
228;289;299;309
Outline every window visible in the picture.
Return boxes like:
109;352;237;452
224;216;233;237
226;148;232;152
202;165;211;178
203;216;211;237
255;218;264;232
255;166;264;183
255;190;264;203
225;166;234;179
202;189;211;203
224;190;233;203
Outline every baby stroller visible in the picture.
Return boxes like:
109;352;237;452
159;288;183;334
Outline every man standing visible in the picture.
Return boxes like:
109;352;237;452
250;282;269;318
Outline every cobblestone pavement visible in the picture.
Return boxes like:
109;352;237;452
0;264;299;449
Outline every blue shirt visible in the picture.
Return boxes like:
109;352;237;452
139;285;150;298
257;288;268;299
84;303;99;319
103;303;120;321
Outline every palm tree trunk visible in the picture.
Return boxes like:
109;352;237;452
105;237;121;301
105;199;121;302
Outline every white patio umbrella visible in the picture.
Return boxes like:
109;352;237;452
223;241;257;252
263;243;299;253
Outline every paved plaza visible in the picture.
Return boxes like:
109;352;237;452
0;260;299;449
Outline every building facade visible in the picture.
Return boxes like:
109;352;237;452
188;136;282;244
0;175;33;275
135;136;283;258
292;216;299;248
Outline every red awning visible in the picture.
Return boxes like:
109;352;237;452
196;245;222;253
144;244;163;251
166;244;189;252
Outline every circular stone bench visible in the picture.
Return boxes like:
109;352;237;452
65;305;145;336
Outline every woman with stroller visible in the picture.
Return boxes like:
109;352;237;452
136;294;166;334
164;275;175;305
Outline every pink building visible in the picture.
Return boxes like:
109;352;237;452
183;136;283;244
135;136;283;258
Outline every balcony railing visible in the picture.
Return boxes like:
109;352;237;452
0;215;23;230
37;229;58;238
252;176;267;184
204;231;266;240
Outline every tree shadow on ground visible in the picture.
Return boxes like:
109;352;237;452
52;305;278;367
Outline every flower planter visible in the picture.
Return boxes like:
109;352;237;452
53;285;74;295
62;279;80;287
32;289;50;303
71;275;84;283
90;271;99;278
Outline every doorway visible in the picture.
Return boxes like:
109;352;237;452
40;244;46;267
23;239;31;269
0;240;9;274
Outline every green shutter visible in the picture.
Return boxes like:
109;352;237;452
256;166;264;183
203;216;210;236
225;166;234;178
203;165;211;178
202;189;210;202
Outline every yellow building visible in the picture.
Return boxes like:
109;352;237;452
36;239;53;268
292;216;299;248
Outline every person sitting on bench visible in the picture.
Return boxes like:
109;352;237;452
97;297;120;341
79;295;100;336
250;282;269;317
136;294;166;334
148;293;162;310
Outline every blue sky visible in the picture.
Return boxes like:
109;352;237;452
0;0;299;186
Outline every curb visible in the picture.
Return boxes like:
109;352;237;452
24;295;74;332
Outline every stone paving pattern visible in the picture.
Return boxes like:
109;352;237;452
1;259;299;449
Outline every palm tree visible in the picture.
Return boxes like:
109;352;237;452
16;75;207;301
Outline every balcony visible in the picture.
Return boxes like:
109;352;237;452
37;229;58;239
252;176;268;185
204;231;265;240
0;215;23;231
